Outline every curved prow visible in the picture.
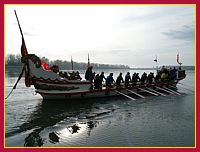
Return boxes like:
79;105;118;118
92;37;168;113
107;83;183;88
177;69;186;80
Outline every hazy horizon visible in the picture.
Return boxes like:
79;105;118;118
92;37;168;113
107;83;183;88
5;5;195;68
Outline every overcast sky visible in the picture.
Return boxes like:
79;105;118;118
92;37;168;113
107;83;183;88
5;5;195;68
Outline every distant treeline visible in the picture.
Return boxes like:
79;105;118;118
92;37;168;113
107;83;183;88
5;54;130;70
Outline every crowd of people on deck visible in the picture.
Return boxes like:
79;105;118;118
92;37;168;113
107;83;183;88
56;65;178;90
84;65;178;89
58;71;82;80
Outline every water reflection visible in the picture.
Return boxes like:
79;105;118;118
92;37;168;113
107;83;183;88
5;68;195;147
49;132;59;143
67;124;81;134
13;98;116;147
21;100;92;146
87;121;98;136
24;131;43;147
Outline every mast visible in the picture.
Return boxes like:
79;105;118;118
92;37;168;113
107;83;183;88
14;10;30;87
71;56;74;70
14;10;28;56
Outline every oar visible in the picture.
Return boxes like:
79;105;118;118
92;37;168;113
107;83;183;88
175;84;194;93
146;88;166;96
139;88;159;96
168;85;177;89
155;87;174;94
126;89;145;99
115;90;136;101
163;87;181;95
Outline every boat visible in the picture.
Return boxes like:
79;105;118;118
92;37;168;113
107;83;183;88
11;11;186;101
20;55;186;100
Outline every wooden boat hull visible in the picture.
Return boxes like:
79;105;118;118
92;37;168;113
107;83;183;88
35;81;179;100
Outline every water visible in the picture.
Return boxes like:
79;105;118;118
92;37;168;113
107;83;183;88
5;67;195;147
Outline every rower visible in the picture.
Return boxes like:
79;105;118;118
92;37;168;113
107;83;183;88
125;72;131;86
106;73;115;88
116;73;124;87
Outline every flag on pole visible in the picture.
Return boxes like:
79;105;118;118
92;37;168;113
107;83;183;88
154;56;157;62
21;37;28;57
71;56;74;70
41;61;50;70
177;53;179;64
21;37;30;87
88;53;91;68
15;10;30;87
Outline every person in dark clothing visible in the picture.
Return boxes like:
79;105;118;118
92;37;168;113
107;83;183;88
85;66;94;82
170;67;177;80
99;72;106;87
125;72;131;86
75;71;82;80
147;72;154;84
85;66;94;89
141;72;147;85
94;74;101;89
116;73;124;87
106;73;115;87
132;73;140;85
155;73;161;83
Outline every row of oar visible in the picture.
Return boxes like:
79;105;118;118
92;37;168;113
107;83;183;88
114;86;181;101
177;83;195;93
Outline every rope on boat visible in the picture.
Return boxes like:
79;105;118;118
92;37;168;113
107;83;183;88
5;65;26;100
5;88;15;100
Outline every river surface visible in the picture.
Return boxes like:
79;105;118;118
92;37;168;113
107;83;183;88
5;68;195;147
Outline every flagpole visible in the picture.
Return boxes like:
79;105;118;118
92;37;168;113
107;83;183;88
15;10;31;87
88;53;90;68
71;56;73;70
88;53;91;81
177;53;182;68
14;10;24;38
7;11;31;99
14;10;28;57
153;55;158;73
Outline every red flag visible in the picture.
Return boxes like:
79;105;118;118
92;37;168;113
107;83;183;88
41;61;50;70
25;68;30;87
21;37;28;57
15;10;30;87
21;37;30;87
88;54;90;68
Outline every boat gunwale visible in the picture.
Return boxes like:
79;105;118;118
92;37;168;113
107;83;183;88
35;81;178;96
31;77;91;85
